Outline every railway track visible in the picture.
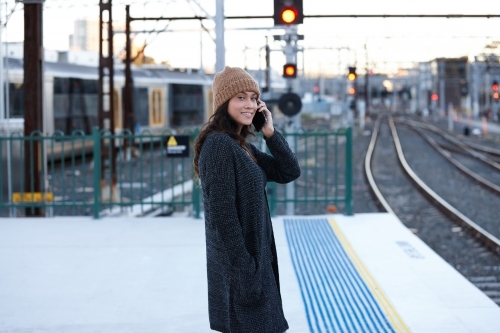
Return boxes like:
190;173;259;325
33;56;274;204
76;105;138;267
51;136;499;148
366;113;500;306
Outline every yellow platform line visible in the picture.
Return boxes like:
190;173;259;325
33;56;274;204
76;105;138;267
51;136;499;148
328;217;412;333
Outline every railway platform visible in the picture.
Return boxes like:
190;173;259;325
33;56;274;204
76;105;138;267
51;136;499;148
1;213;499;333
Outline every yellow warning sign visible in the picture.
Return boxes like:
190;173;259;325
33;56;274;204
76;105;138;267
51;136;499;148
12;192;54;203
167;136;178;146
165;135;189;158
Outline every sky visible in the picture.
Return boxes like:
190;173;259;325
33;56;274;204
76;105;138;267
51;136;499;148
2;0;500;76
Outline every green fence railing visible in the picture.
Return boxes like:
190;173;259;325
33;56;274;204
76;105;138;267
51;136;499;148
265;127;353;216
0;126;352;218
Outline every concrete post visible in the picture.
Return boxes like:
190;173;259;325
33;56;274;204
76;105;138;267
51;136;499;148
215;0;225;72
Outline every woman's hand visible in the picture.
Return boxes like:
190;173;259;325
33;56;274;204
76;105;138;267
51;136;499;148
257;100;274;138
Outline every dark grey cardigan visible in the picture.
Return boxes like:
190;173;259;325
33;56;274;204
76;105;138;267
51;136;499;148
199;130;301;333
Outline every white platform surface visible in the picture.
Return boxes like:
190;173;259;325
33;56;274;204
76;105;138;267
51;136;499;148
0;213;499;333
0;215;308;333
332;213;500;333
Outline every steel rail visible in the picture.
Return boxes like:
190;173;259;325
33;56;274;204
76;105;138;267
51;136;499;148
402;118;500;171
405;117;500;157
405;122;500;194
387;115;500;255
364;114;395;214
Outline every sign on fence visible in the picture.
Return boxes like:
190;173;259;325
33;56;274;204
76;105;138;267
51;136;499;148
166;135;189;157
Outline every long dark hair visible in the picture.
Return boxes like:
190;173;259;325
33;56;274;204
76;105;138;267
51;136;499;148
193;101;256;180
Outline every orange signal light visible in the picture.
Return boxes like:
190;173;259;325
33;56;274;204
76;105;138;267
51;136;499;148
494;92;499;99
285;65;296;77
348;87;356;95
282;8;298;24
283;63;297;78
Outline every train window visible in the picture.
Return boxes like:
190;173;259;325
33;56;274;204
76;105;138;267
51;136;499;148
171;84;203;127
133;87;149;127
53;77;98;134
5;83;24;118
149;88;164;126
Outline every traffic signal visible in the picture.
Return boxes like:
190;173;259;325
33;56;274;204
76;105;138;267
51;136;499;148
431;93;439;101
283;63;297;78
348;87;356;95
459;79;468;97
493;80;499;91
348;67;357;81
278;92;302;116
274;0;303;25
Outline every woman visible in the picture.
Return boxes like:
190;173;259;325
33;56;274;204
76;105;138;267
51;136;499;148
193;66;301;333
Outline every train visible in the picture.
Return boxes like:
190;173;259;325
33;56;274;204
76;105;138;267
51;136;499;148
0;58;215;202
2;57;214;134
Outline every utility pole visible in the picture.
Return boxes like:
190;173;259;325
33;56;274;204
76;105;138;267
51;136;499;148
364;42;370;118
0;3;4;121
124;6;134;133
439;59;446;116
283;26;299;216
23;0;44;216
99;0;117;198
215;0;225;72
263;37;270;93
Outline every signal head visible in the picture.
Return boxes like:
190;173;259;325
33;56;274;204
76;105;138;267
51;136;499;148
347;67;357;81
283;63;297;78
274;0;304;25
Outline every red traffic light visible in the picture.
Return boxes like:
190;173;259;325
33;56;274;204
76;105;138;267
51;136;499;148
283;63;297;78
282;8;298;24
274;0;303;25
313;85;319;93
493;80;499;91
431;93;439;101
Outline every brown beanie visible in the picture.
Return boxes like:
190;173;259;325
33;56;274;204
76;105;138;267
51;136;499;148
212;66;260;112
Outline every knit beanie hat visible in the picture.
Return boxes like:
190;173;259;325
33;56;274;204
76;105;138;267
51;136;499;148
212;66;260;112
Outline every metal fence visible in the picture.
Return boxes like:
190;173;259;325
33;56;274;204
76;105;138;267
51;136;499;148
0;127;352;218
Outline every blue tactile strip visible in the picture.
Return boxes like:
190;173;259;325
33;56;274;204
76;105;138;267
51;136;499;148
284;218;396;333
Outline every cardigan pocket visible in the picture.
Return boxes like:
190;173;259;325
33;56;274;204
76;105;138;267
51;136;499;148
234;261;263;305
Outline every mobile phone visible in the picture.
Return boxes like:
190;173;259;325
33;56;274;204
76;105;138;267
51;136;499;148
252;102;267;132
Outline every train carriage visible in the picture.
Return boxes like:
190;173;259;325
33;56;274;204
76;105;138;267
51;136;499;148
0;59;213;201
2;58;214;136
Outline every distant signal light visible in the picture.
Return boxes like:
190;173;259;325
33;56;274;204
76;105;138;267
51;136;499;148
348;87;356;95
283;63;297;78
274;0;303;25
431;93;439;101
494;92;499;99
282;8;298;24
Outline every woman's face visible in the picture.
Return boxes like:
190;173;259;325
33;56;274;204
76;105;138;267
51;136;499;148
227;91;258;132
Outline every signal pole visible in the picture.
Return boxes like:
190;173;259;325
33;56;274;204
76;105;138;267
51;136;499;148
283;26;299;216
215;0;225;72
99;0;117;199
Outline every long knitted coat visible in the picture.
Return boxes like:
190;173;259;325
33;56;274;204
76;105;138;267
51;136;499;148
198;130;301;333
